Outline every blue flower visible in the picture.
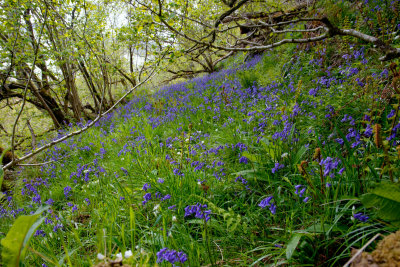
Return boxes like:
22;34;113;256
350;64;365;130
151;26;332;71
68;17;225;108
239;156;249;164
364;124;373;137
173;168;184;176
184;203;211;221
45;198;54;205
320;157;340;177
354;212;369;222
259;196;275;213
64;186;72;199
271;162;284;173
142;193;152;205
156;248;188;265
121;167;128;175
387;109;396;119
142;183;151;191
34;229;46;237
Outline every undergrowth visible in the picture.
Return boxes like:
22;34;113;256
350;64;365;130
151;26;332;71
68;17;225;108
1;1;400;265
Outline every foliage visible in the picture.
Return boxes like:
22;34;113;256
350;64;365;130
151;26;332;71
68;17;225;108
0;0;400;266
362;183;400;225
1;207;47;266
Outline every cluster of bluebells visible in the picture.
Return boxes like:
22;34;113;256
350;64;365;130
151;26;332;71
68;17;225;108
258;196;277;214
319;157;343;178
156;248;188;266
271;162;284;173
3;36;398;263
142;193;152;206
141;182;171;205
294;185;310;203
184;203;211;222
353;212;369;223
238;156;249;164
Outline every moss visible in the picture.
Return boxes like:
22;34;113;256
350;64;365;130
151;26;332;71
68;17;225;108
351;230;400;266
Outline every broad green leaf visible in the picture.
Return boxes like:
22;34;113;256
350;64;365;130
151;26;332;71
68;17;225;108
242;151;258;162
1;207;47;267
361;183;400;222
286;233;302;260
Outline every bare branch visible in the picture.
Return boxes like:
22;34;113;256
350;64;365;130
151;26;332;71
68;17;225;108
26;120;37;149
11;7;49;163
2;59;161;171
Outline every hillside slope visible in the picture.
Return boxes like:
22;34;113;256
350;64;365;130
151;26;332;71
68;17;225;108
1;42;399;266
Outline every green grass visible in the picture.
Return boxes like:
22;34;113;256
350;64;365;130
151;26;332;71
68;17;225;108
1;40;399;267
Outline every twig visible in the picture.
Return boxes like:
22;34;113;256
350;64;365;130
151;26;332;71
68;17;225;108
10;8;48;162
3;59;161;171
17;159;62;167
343;233;382;267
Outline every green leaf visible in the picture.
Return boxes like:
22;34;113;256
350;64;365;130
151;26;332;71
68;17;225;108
286;233;302;260
242;151;258;163
291;144;308;168
361;183;400;222
1;207;48;267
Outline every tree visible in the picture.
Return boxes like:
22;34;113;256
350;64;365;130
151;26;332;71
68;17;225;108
131;0;400;67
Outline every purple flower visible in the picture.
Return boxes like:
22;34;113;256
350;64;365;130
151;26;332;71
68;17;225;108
269;203;277;214
295;185;304;195
156;248;188;265
320;157;340;177
354;212;369;222
387;109;396;119
121;167;128;175
34;229;46;237
364;124;373;137
335;138;344;145
303;197;310;203
142;193;152;205
259;196;275;212
142;183;151;191
64;186;72;199
157;178;165;183
173;168;184;176
45;199;54;206
271;162;284;173
239;156;249;164
53;223;63;232
84;198;90;206
299;188;306;198
162;194;171;201
184;203;211;221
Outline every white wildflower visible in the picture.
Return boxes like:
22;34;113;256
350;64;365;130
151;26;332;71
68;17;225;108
153;204;160;216
97;253;105;260
124;250;133;258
